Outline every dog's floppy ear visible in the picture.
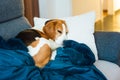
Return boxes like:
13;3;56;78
43;20;57;40
45;19;54;25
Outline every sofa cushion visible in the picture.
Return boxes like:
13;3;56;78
0;17;31;40
94;32;120;66
0;0;23;23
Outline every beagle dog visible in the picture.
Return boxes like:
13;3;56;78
16;19;68;68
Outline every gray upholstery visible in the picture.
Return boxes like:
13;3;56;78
0;0;23;23
0;0;31;40
94;32;120;66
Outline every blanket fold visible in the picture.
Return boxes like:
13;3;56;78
41;40;107;80
0;36;107;80
58;40;96;66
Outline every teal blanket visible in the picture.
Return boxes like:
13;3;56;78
0;36;107;80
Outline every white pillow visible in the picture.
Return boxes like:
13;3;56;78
33;11;98;60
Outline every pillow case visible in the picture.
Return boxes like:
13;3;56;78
94;32;120;66
33;11;98;60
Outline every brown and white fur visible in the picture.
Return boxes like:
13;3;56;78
16;19;68;68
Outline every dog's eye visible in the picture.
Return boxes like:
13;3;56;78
57;30;62;34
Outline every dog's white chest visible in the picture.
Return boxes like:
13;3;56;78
27;37;50;56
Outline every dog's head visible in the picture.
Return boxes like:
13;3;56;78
43;19;68;45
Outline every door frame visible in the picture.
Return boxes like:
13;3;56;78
24;0;39;26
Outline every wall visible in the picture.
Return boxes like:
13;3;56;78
39;0;102;21
103;0;108;10
114;0;120;11
102;0;114;15
102;0;120;15
72;0;102;21
39;0;72;18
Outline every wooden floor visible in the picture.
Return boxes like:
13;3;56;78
95;10;120;32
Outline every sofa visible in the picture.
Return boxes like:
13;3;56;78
94;32;120;80
0;0;120;80
0;0;31;40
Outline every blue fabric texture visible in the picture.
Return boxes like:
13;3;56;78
0;37;107;80
0;36;28;51
0;36;42;80
94;32;120;66
42;40;107;80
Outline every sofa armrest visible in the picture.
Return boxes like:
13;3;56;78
94;32;120;66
